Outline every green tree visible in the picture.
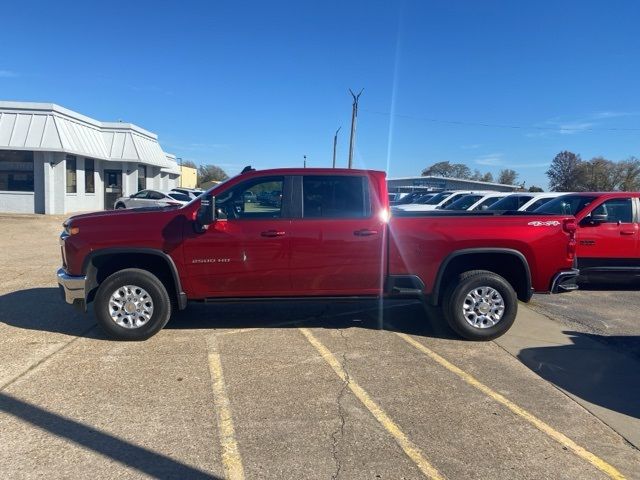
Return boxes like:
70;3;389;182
422;161;471;179
498;169;519;185
528;185;544;192
546;151;582;191
181;159;197;169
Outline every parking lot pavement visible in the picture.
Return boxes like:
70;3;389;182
530;284;640;347
1;214;640;479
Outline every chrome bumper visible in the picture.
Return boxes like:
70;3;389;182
551;268;580;293
56;268;86;305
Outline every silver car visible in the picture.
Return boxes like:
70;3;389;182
170;187;204;200
113;189;191;209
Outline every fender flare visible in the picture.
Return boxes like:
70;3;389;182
430;248;532;305
83;247;187;309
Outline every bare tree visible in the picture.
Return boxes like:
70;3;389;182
197;164;229;187
616;157;640;191
481;172;494;183
498;169;519;185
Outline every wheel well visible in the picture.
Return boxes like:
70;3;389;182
86;252;178;306
434;252;530;304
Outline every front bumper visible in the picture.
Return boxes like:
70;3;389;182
56;268;87;306
550;268;580;293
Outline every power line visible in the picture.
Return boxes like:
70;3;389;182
362;109;640;132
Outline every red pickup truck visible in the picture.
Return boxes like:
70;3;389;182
57;168;579;341
534;192;640;280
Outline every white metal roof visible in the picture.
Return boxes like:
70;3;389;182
0;101;176;169
161;154;182;175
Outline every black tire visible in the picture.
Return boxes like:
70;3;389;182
442;270;517;341
94;268;172;340
115;203;126;209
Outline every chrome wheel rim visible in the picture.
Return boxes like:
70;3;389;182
462;286;504;329
108;285;154;329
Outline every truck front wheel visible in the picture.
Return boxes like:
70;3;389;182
442;270;517;341
94;268;172;340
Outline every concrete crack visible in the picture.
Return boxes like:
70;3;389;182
330;329;350;480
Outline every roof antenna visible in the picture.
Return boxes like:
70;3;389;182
241;165;255;174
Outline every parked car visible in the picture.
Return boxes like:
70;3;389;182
389;191;432;206
394;191;476;211
170;187;204;200
58;167;578;341
442;192;508;211
114;189;191;209
486;192;566;212
534;192;639;281
518;192;567;212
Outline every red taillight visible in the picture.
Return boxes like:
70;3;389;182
563;218;577;259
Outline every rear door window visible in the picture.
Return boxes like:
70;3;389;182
302;175;369;218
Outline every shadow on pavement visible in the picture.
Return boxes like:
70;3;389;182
168;298;458;339
578;276;640;291
0;288;457;340
0;288;105;339
518;331;640;420
0;392;220;479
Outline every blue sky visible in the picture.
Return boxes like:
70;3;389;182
2;0;640;188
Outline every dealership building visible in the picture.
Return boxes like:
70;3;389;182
0;101;181;214
387;175;519;193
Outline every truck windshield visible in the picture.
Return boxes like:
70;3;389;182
533;195;598;215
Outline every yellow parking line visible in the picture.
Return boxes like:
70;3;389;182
395;332;625;480
208;353;245;480
299;328;444;480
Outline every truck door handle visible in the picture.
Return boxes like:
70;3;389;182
620;230;636;235
354;229;378;237
261;230;286;237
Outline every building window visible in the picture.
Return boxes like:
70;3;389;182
66;155;77;193
85;158;95;193
138;165;147;192
0;150;34;192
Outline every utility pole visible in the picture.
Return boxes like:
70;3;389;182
347;89;363;169
332;127;341;168
303;155;307;168
177;157;183;187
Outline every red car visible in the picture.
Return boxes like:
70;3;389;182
57;167;578;341
534;192;640;281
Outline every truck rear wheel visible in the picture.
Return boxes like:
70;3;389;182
94;268;172;340
442;270;517;341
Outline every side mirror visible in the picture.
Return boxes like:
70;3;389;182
195;194;215;232
581;213;607;226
